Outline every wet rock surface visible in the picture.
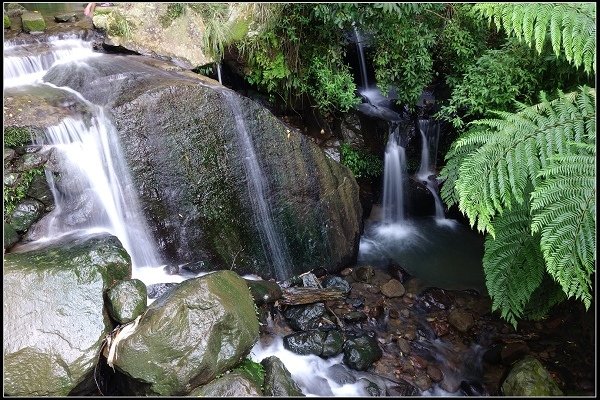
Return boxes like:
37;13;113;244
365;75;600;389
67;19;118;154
257;268;595;396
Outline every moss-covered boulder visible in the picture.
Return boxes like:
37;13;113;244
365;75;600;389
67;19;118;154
21;11;46;33
8;198;45;233
6;3;27;18
502;356;564;396
188;371;262;397
3;232;131;396
3;221;20;250
112;270;259;395
106;279;147;324
342;333;383;371
261;356;304;396
43;55;362;281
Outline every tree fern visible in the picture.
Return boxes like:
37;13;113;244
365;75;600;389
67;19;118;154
531;141;596;308
473;3;596;74
521;273;567;321
454;87;595;236
483;198;545;328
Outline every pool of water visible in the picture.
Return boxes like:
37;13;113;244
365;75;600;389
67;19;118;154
357;215;487;294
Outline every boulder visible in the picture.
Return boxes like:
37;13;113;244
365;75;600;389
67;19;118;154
112;270;259;395
8;198;45;232
3;233;131;396
284;303;327;331
54;13;77;23
3;221;20;250
43;56;362;280
245;279;283;305
342;333;382;371
6;3;27;18
502;356;563;396
283;330;327;356
106;279;147;324
188;371;262;397
261;356;304;396
21;11;46;33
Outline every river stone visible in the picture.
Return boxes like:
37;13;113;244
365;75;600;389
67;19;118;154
261;356;305;396
284;302;327;331
21;11;47;33
3;233;131;396
188;371;262;397
502;356;563;396
14;152;48;171
322;275;351;293
9;198;45;232
112;270;259;395
381;279;405;298
3;221;20;250
106;279;147;324
448;308;475;333
245;279;283;305
283;330;327;356
342;333;383;371
43;57;362;281
54;13;77;22
322;329;344;357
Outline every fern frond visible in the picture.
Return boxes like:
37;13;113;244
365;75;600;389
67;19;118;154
474;3;596;73
452;87;595;236
522;273;567;320
484;200;545;329
531;143;596;309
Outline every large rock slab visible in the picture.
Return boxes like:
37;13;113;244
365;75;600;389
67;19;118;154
112;270;260;395
3;232;131;396
43;55;362;280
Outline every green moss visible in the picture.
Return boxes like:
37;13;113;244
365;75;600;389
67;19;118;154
3;167;44;219
234;358;265;390
4;127;32;147
159;3;185;28
107;11;133;38
4;14;11;29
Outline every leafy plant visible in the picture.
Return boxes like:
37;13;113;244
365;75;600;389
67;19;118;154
340;143;383;179
3;127;31;148
234;358;265;388
441;87;595;327
473;3;596;74
106;10;134;39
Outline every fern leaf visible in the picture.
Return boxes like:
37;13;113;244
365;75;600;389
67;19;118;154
474;3;596;73
522;273;567;320
531;144;596;309
484;201;545;328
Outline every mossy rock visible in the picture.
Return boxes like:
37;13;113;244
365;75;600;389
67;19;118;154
261;356;304;397
3;221;20;250
502;356;564;396
4;14;11;28
21;11;46;33
188;371;262;397
106;279;147;324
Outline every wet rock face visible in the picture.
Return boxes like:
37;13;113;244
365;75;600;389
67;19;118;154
3;233;131;396
112;271;259;396
261;356;305;397
106;279;147;324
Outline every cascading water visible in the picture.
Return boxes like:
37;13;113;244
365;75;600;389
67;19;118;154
353;25;369;90
7;35;164;279
416;119;445;220
382;126;407;224
220;90;292;281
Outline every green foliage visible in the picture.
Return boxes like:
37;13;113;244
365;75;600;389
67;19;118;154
158;3;185;28
441;87;596;325
107;11;133;39
3;127;31;147
340;143;383;179
234;358;265;388
3;167;44;218
473;3;596;74
370;13;437;106
436;42;543;129
307;54;360;113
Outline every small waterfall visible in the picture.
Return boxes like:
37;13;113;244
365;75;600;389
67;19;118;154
353;25;369;90
382;126;407;224
417;119;445;220
221;90;292;281
216;62;223;84
3;36;99;88
26;105;163;269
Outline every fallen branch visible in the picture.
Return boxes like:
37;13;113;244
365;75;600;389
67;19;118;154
280;287;346;305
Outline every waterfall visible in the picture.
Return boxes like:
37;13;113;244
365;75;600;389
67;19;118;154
416;119;445;220
353;25;369;90
216;62;223;84
221;90;292;281
3;35;99;88
8;36;164;273
382;126;407;224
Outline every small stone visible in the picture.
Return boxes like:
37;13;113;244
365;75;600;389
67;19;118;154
381;279;406;298
400;309;410;318
396;337;411;354
448;308;475;333
413;372;432;391
54;13;77;22
409;354;428;370
426;365;443;382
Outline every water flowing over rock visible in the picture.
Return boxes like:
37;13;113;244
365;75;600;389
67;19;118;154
111;270;259;395
43;54;362;280
3;232;131;396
